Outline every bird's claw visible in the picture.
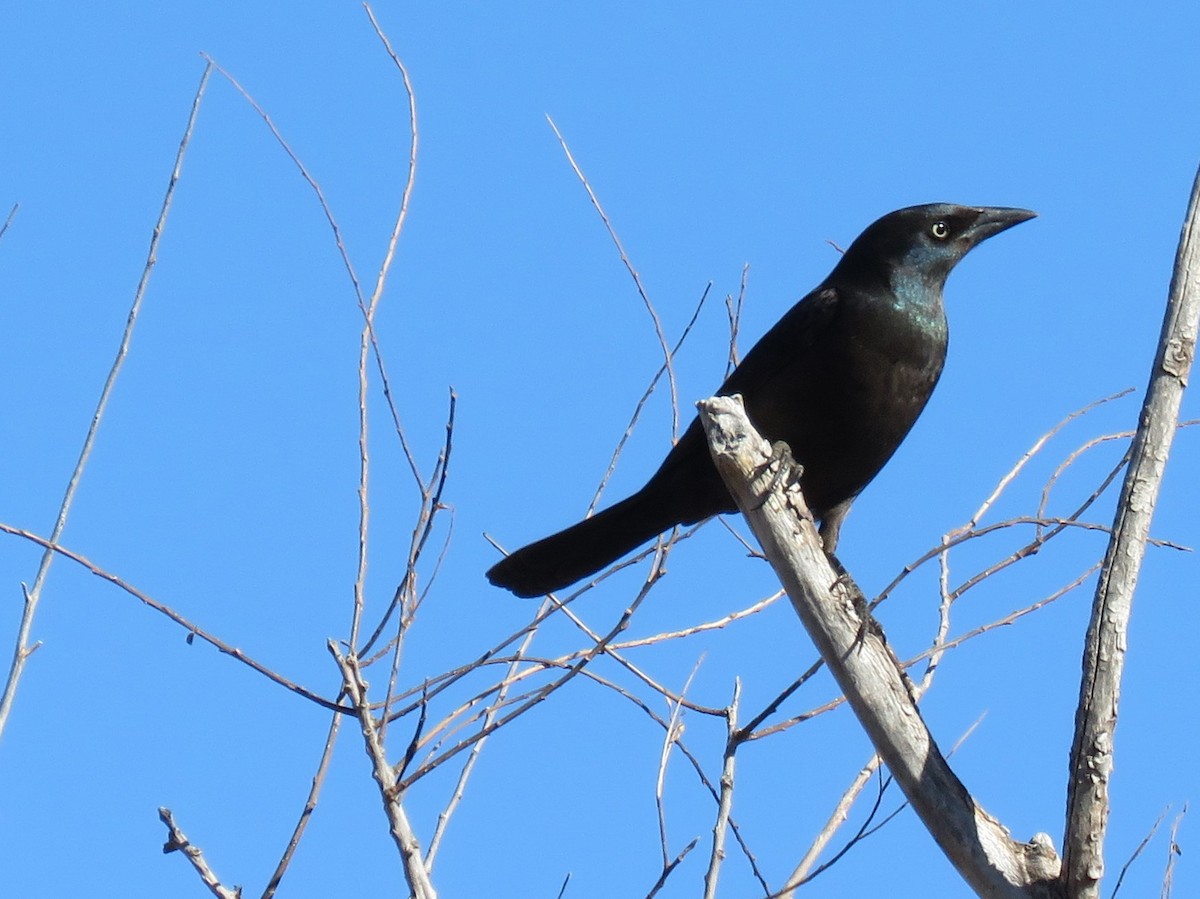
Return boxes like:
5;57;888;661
750;440;803;510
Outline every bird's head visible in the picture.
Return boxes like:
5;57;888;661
835;203;1037;293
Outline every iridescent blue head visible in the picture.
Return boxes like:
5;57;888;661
833;203;1036;296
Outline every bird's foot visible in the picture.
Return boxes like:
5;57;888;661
829;566;878;649
750;440;803;510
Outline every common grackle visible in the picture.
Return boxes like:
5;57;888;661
487;204;1035;597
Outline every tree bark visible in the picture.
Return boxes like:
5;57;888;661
1062;164;1200;897
698;395;1062;898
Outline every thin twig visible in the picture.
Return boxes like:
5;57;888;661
263;711;343;897
591;282;711;512
606;590;782;651
396;645;770;890
781;713;986;894
724;263;749;376
350;3;422;654
0;63;211;743
1161;804;1186;899
397;574;662;790
876;395;1179;609
159;807;242;899
544;585;725;715
703;679;741;899
423;591;547;872
656;658;704;867
0;202;18;243
202;49;422;489
968;388;1133;529
645;838;699;899
0;522;346;712
787;755;884;888
1111;807;1168;898
545;114;680;439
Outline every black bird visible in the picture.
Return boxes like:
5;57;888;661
488;204;1034;597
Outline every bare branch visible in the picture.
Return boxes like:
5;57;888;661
0;522;346;712
159;807;242;899
969;388;1134;529
1161;805;1186;898
545;114;681;439
202;42;423;489
1063;164;1200;897
699;393;1062;897
1111;807;1167;898
703;679;741;899
725;263;749;375
646;838;700;898
263;712;343;897
397;577;659;790
424;589;546;872
0;64;210;744
0;202;17;243
329;643;437;898
656;659;702;867
592;282;712;512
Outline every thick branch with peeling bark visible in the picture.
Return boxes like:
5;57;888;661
698;395;1062;899
1062;165;1200;897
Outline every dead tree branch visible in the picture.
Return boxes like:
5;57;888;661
1062;164;1200;897
698;394;1063;898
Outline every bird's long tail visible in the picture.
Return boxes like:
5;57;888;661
486;487;682;598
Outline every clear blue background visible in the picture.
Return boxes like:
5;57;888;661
1;4;1197;897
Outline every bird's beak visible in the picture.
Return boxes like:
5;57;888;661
967;207;1037;244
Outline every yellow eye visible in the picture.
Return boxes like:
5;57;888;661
930;221;949;240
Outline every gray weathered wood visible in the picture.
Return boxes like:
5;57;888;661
1062;165;1200;897
699;394;1062;898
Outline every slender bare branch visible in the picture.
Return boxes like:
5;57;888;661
397;575;660;790
655;657;704;868
159;807;242;899
969;388;1134;529
0;64;211;744
263;711;343;897
424;590;547;872
545;114;681;439
703;679;741;899
1161;805;1186;898
0;202;17;243
725;263;749;375
202;47;423;488
592;282;712;512
1111;807;1168;898
0;523;346;712
646;838;700;898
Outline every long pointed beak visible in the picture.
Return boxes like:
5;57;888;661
967;207;1037;244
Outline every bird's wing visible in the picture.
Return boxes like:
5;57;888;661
717;284;842;397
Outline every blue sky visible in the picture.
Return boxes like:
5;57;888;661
1;4;1198;897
